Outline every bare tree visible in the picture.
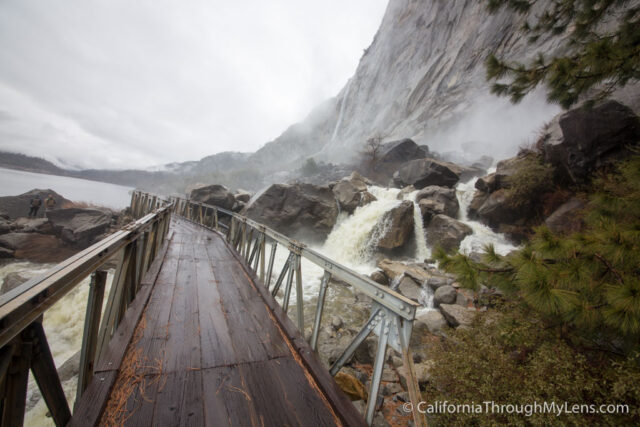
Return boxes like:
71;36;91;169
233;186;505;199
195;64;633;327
362;133;384;171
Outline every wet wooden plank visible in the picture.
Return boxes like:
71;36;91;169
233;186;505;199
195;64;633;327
238;357;339;426
195;257;236;368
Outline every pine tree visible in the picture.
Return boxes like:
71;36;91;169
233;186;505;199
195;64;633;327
436;153;640;351
485;0;640;108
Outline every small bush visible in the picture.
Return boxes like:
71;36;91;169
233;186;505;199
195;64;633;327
422;301;640;425
301;158;319;176
504;154;555;208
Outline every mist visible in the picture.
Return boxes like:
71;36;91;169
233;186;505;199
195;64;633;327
426;89;562;164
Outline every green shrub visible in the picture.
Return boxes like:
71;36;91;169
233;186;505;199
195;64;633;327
422;301;640;425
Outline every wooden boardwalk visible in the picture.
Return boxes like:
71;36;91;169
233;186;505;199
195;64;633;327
71;218;364;426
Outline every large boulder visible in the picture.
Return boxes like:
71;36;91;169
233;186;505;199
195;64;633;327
414;308;448;335
1;272;28;294
426;214;472;252
540;101;640;184
397;276;421;301
243;183;339;242
332;172;376;214
46;208;112;247
545;197;586;234
377;259;432;284
434;285;457;306
0;189;71;219
471;189;523;228
378;139;427;164
439;304;477;328
13;217;52;233
415;186;459;222
0;232;76;263
190;184;236;210
393;158;461;189
372;201;414;251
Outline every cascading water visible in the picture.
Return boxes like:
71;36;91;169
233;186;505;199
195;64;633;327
330;78;352;142
321;186;401;269
402;190;430;262
455;170;518;256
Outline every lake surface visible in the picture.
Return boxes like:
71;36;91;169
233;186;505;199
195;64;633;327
0;167;134;209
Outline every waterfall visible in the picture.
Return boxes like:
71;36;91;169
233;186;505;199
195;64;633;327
330;78;352;142
321;186;401;269
455;171;518;256
402;190;430;262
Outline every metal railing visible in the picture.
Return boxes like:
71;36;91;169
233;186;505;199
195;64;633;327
163;192;425;426
0;196;172;426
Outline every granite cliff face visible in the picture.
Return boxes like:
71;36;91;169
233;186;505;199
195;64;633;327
250;0;564;172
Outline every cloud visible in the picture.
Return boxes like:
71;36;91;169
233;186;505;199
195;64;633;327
0;0;388;169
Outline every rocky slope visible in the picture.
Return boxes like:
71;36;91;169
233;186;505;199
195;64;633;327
250;0;565;172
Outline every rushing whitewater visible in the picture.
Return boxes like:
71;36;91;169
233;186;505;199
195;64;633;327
455;172;517;256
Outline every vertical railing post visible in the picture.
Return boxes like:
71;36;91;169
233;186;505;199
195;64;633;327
310;271;331;351
77;271;107;403
365;314;389;425
295;253;304;332
259;232;266;281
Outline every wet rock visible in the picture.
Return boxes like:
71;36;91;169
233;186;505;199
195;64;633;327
243;183;339;242
415;308;448;335
0;232;76;263
234;190;252;203
190;184;236;210
0;210;8;220
334;372;368;401
0;189;71;220
0;247;13;258
426;276;453;290
47;208;112;248
372;201;414;251
433;285;456;306
377;259;432;284
415;186;459;222
398;361;433;389
545;197;586;234
541;101;640;185
333;172;377;213
456;288;475;307
397;276;421;301
379;139;428;165
393;158;461;189
0;218;13;235
331;316;344;330
472;189;525;229
471;155;494;170
426;215;472;252
1;272;28;294
383;382;403;396
474;173;499;193
439;304;476;327
370;270;389;286
397;185;416;200
14;217;52;233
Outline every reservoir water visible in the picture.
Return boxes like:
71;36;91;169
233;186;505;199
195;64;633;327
0;167;133;209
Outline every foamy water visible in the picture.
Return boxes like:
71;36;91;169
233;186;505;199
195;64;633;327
455;172;517;256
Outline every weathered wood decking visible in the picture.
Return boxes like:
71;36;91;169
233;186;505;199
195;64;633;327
72;218;364;426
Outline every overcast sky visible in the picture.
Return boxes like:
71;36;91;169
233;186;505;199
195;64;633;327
0;1;388;170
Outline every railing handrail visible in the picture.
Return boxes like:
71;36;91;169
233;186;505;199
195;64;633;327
168;195;419;320
0;206;171;349
0;195;173;426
